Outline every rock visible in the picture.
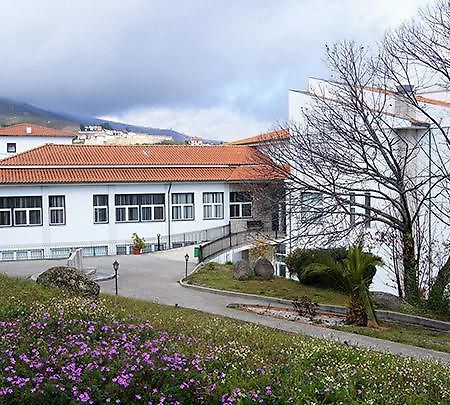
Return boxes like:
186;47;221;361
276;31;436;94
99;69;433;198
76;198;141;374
233;260;253;281
254;256;274;280
371;291;402;310
37;266;100;298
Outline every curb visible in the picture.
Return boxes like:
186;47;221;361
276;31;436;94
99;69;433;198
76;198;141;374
179;265;450;332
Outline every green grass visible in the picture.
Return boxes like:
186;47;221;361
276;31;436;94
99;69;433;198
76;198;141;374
188;262;450;354
187;262;349;306
336;323;450;354
1;273;450;403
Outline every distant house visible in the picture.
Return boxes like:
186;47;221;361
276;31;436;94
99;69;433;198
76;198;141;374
0;144;286;260
188;136;204;146
0;123;75;159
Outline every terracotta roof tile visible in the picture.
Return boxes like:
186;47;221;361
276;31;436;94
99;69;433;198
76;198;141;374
229;129;289;146
0;144;287;184
0;166;285;184
0;123;75;137
0;144;264;166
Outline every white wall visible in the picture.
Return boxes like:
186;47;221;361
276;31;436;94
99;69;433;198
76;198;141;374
0;136;73;159
0;182;233;257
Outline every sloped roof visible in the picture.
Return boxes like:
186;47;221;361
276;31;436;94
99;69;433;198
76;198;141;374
0;144;287;184
229;129;289;146
0;144;263;166
0;123;75;137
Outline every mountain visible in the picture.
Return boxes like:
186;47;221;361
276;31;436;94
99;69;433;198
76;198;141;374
0;97;191;142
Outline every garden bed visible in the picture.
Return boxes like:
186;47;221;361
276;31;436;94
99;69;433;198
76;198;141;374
1;273;450;403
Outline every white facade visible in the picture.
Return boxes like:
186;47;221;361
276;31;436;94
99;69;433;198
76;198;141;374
0;181;241;260
287;78;450;294
0;136;73;159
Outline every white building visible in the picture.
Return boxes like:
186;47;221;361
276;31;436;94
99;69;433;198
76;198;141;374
0;144;286;260
287;77;450;293
0;123;75;159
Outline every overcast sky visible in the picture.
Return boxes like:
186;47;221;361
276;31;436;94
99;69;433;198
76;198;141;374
0;0;429;140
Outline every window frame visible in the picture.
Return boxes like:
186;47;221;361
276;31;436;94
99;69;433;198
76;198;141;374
114;193;166;223
171;193;194;221
93;194;109;224
0;208;12;227
300;191;323;222
202;192;224;220
48;195;66;226
230;191;252;219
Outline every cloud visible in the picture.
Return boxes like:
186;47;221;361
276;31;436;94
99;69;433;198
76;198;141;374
0;0;429;140
102;105;274;141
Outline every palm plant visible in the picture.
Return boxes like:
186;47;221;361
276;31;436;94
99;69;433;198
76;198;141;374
299;245;382;326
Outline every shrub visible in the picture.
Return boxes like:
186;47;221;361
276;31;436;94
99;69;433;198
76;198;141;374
292;296;319;318
285;247;348;290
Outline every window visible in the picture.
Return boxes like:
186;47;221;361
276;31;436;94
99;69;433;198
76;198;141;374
203;192;224;219
0;196;42;227
172;193;194;220
364;192;371;228
93;195;109;224
49;196;65;225
230;192;252;218
300;192;323;222
115;194;165;222
6;143;16;153
349;192;356;227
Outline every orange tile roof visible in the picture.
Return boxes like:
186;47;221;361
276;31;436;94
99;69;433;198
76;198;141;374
229;129;289;146
0;144;287;184
0;144;264;166
0;123;75;137
0;165;286;184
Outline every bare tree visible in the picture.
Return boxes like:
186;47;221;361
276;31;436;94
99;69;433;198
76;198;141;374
262;40;447;304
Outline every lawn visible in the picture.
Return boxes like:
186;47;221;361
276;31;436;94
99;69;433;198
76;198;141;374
1;273;450;403
187;262;349;306
187;262;450;354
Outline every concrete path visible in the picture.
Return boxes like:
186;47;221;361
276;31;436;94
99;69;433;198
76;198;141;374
1;248;449;365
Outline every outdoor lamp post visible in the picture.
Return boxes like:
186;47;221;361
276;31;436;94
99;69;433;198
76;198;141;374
112;260;119;296
157;233;161;251
184;253;189;280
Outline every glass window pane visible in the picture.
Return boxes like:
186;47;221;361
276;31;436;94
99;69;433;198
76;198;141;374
214;205;223;218
95;207;108;223
242;203;252;217
116;207;126;222
172;206;181;220
141;206;152;221
94;195;108;206
154;206;164;220
203;193;212;203
0;210;11;226
204;205;212;218
128;207;139;221
184;205;193;219
230;204;240;218
14;210;27;225
29;210;41;225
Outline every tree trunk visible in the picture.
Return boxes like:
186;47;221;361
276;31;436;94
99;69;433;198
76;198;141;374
346;293;368;326
402;230;419;304
427;255;450;312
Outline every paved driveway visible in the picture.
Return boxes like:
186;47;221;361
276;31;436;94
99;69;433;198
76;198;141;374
1;247;449;365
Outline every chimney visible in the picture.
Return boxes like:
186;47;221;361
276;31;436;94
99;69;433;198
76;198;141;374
26;126;32;134
395;84;415;120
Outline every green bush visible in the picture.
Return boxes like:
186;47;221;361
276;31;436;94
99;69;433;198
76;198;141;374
285;247;377;292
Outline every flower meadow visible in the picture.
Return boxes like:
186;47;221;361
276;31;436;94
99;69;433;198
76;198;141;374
1;274;450;404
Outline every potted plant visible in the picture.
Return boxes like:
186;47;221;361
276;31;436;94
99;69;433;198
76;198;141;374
131;233;146;255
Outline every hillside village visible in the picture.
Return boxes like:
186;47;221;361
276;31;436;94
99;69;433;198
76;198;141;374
0;1;450;404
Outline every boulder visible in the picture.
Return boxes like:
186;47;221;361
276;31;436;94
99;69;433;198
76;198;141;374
371;291;402;310
254;256;274;280
37;266;100;298
233;260;253;281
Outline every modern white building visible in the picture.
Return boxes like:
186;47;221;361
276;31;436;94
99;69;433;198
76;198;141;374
0;123;75;159
0;144;286;260
286;77;450;294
